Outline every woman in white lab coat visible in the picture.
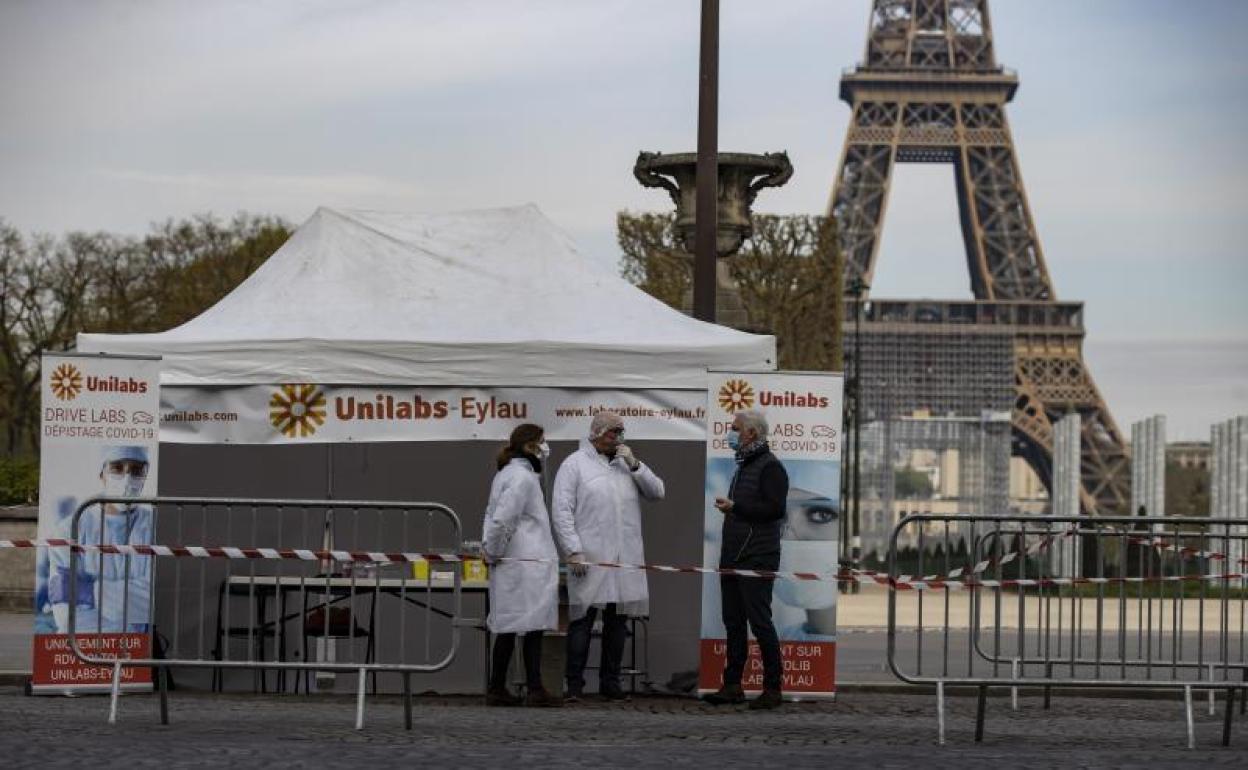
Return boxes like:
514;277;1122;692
481;423;561;707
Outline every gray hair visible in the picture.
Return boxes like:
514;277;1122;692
735;408;768;440
589;410;624;439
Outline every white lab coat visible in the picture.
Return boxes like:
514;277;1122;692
551;440;665;620
481;458;559;634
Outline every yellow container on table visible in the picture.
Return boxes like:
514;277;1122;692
462;558;488;582
413;558;487;582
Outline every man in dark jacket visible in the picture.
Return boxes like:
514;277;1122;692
705;408;789;710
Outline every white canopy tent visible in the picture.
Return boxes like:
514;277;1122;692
75;205;765;692
78;205;774;391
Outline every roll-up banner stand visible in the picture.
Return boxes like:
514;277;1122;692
32;352;162;693
699;370;844;700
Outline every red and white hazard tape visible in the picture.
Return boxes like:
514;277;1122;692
848;571;1247;591
1126;533;1248;563
0;538;831;583
3;537;1247;588
846;527;1248;590
846;527;1079;585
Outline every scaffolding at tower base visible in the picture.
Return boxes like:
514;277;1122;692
846;312;1014;563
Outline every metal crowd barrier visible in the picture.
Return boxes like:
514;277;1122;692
886;513;1247;748
66;496;469;729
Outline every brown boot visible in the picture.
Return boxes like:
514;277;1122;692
702;683;745;705
748;688;783;710
485;687;522;707
524;688;565;708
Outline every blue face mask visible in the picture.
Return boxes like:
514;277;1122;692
726;428;741;450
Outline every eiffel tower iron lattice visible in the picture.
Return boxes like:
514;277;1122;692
828;0;1130;516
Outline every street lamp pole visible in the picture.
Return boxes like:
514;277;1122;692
694;0;719;322
847;277;868;582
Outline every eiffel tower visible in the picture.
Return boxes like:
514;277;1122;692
829;0;1130;515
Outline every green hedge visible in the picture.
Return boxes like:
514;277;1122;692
0;456;39;505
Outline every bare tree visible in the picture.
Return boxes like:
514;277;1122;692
0;213;291;456
0;225;97;452
617;211;844;372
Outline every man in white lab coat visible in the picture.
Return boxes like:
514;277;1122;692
551;411;665;701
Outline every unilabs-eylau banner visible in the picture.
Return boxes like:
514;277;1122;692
32;353;161;693
158;385;707;443
699;371;843;699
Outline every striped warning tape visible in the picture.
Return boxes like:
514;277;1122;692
847;528;1248;588
0;538;829;582
847;571;1248;591
846;527;1078;585
2;537;1246;588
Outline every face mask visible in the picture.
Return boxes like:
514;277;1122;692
726;428;741;450
775;540;837;609
537;441;551;460
103;472;144;499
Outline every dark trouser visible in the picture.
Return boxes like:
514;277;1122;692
720;573;782;691
489;630;544;691
565;603;627;693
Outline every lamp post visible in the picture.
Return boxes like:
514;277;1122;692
695;0;719;322
633;0;792;323
846;276;869;584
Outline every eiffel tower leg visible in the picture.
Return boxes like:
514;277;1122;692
829;101;899;287
1014;339;1131;516
954;113;1129;514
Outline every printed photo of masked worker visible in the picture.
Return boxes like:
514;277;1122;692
47;445;154;635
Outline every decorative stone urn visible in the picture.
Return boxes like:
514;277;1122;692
633;151;793;325
633;151;793;258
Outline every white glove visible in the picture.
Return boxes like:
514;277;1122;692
568;552;589;578
616;444;639;471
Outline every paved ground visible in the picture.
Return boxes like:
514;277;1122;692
4;604;1245;767
1;687;1244;767
0;612;31;672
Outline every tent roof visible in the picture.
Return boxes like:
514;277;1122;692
78;205;775;388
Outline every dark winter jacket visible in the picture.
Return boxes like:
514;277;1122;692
718;444;789;570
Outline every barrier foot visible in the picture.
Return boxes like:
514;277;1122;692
974;686;987;743
1184;686;1195;750
1043;662;1052;711
108;661;123;725
403;673;412;731
355;667;366;731
158;666;169;725
936;680;945;747
1208;665;1216;716
1010;659;1019;711
1224;689;1235;748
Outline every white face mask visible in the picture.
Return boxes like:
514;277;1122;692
103;472;145;499
537;441;551;460
775;540;838;609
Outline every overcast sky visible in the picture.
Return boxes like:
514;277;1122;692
2;0;1245;439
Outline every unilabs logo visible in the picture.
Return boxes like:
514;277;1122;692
717;379;755;414
759;390;830;409
50;363;83;401
334;393;528;425
51;364;150;400
335;394;450;421
270;384;327;438
86;375;149;395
